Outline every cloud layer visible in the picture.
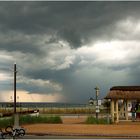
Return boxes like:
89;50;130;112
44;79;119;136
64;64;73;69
0;1;140;103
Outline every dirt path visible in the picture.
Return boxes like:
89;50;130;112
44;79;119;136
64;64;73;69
24;123;140;136
23;118;140;136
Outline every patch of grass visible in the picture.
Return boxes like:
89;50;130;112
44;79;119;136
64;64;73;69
0;115;62;128
0;117;14;128
86;116;110;124
19;115;62;125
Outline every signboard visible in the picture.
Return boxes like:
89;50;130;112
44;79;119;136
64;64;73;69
96;106;99;109
96;105;100;113
96;109;100;113
98;100;102;106
94;100;102;106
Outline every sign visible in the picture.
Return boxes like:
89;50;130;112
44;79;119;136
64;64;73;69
98;100;102;105
96;109;100;113
95;100;102;106
96;106;99;109
96;105;100;113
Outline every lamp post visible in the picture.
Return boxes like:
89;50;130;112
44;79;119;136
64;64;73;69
95;86;99;119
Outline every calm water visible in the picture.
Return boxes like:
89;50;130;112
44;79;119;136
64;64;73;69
0;102;87;108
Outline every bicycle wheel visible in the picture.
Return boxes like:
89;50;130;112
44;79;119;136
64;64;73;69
18;129;25;137
5;126;13;133
5;126;13;137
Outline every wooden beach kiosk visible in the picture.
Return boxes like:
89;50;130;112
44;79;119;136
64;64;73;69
106;86;140;123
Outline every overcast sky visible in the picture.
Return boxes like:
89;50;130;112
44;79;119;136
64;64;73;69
0;1;140;103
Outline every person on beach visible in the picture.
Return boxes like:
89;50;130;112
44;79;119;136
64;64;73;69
131;106;136;121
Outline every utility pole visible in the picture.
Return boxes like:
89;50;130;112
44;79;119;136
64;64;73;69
13;63;19;128
14;63;17;114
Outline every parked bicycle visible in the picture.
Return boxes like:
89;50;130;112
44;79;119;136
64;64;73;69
0;126;25;139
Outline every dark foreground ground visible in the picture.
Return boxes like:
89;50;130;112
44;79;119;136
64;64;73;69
23;135;140;139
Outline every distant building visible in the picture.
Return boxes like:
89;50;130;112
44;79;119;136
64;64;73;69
89;97;94;105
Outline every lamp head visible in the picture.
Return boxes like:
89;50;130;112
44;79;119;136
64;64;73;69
95;86;99;97
95;86;99;91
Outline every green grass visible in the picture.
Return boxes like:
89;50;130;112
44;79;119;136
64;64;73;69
19;115;62;124
0;117;14;128
86;116;110;124
0;115;62;128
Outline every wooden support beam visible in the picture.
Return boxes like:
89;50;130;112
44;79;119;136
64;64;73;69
115;100;119;123
125;100;129;120
111;100;114;123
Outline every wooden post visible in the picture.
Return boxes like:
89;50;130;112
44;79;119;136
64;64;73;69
115;100;119;123
125;100;128;120
123;100;125;118
111;100;114;123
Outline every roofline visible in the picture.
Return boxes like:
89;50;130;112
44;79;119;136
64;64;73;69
110;86;140;91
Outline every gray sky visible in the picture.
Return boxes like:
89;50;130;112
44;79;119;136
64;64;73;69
0;1;140;103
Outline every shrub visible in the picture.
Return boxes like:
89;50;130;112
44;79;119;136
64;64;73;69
86;116;109;124
19;115;62;125
0;117;14;128
0;115;62;128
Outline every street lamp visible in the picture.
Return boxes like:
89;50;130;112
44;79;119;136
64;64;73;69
95;86;99;119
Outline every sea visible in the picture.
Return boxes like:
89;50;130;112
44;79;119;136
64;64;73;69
0;102;87;108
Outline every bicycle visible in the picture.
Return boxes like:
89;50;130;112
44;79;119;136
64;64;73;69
4;125;25;138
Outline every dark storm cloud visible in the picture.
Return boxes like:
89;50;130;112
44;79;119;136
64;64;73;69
0;1;140;49
0;1;140;102
25;66;75;83
0;42;42;54
17;81;57;94
0;60;13;72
